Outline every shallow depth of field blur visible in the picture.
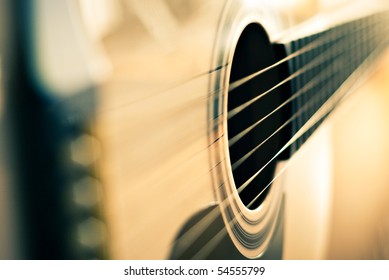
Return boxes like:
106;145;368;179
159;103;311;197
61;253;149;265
1;0;389;259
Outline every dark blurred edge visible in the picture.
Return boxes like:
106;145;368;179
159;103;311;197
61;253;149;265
1;0;105;259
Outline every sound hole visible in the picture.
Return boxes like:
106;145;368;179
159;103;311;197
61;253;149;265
227;23;284;209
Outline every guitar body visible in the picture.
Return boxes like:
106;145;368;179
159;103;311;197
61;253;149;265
97;0;335;259
1;0;389;259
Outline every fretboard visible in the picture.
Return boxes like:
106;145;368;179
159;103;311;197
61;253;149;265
276;11;389;157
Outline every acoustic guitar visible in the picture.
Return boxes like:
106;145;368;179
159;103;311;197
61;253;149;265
1;0;389;259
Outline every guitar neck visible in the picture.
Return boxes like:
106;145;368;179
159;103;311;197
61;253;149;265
276;11;389;157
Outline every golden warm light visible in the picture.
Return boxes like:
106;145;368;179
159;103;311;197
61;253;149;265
1;0;389;260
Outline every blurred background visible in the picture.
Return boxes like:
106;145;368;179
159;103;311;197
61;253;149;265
329;51;389;259
1;0;389;259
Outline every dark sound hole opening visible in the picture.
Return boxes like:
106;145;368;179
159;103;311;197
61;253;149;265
227;23;284;210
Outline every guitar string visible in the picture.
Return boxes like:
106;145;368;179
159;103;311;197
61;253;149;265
231;61;339;171
170;57;347;257
105;20;388;190
188;94;337;259
227;29;340;92
171;83;336;258
224;8;389;94
190;39;389;260
192;68;373;260
191;64;374;260
171;62;344;258
102;15;384;256
109;18;376;162
141;61;341;256
215;18;382;162
136;16;388;258
228;26;380;170
228;66;338;148
133;13;388;258
222;23;376;157
97;16;369;116
208;17;380;133
227;39;346;148
94;19;376;184
227;20;374;120
99;20;384;212
121;26;361;194
105;22;363;175
171;30;389;259
126;19;384;224
124;16;382;201
144;59;342;257
233;29;388;199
